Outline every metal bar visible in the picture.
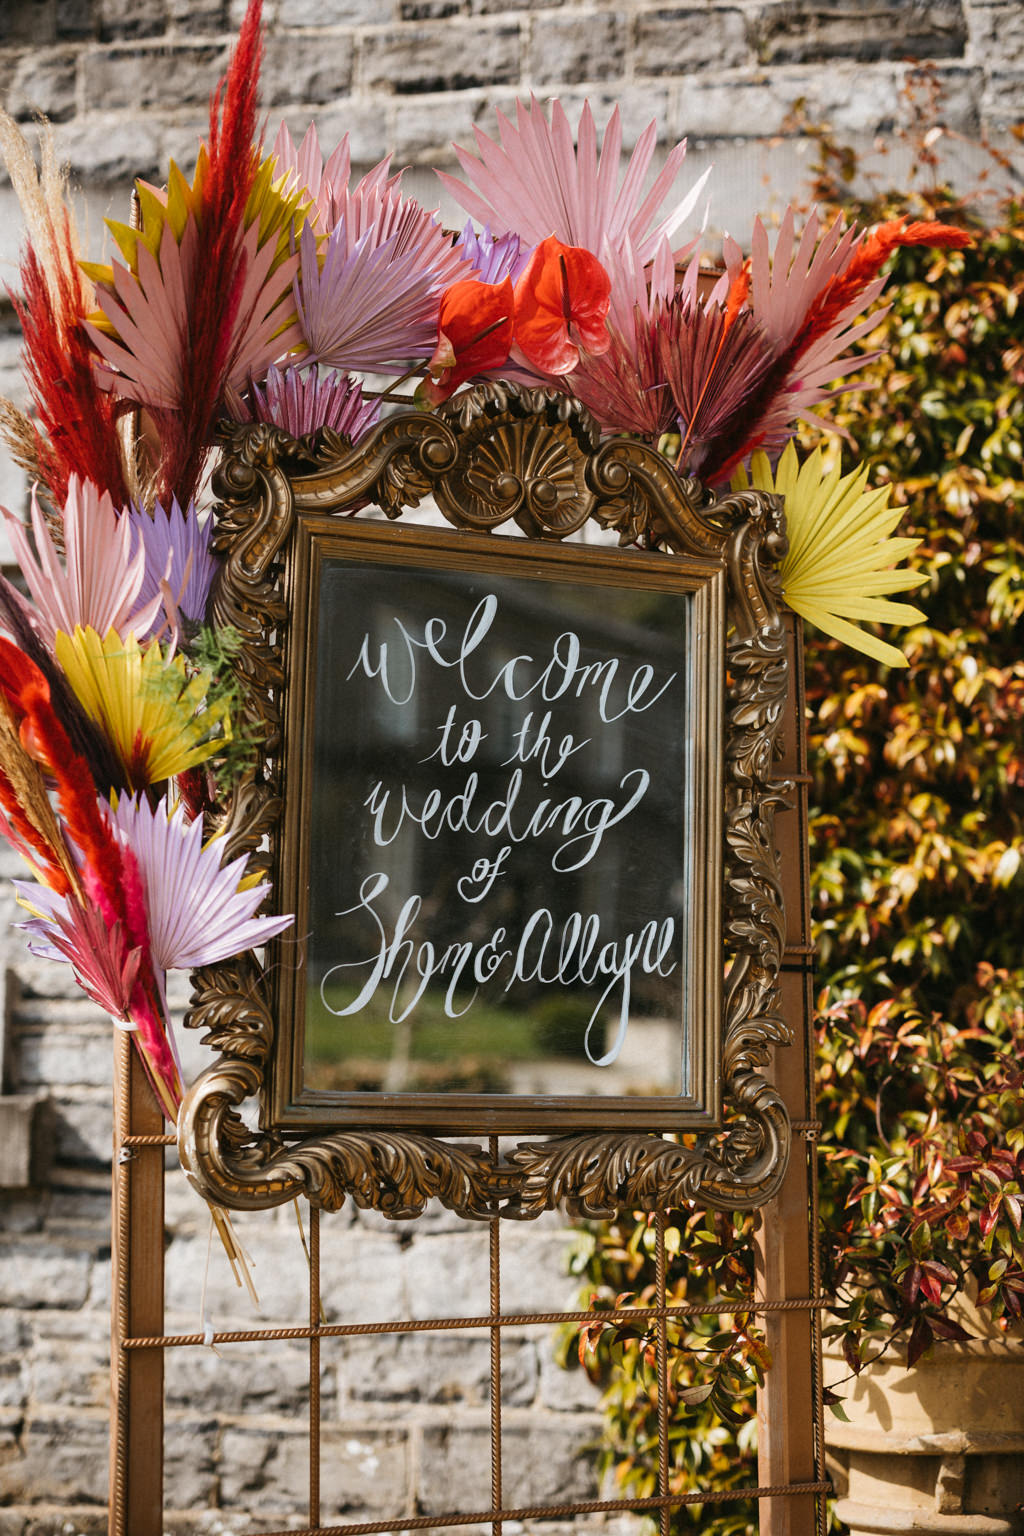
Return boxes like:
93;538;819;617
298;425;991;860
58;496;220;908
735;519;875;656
489;1138;502;1536
655;1209;671;1536
310;1203;321;1530
238;1480;835;1536
109;1033;165;1536
123;1292;830;1350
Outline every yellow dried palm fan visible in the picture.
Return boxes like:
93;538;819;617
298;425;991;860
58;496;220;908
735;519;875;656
734;442;927;666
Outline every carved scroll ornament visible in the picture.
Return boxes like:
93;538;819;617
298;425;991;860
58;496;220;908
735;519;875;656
178;383;792;1221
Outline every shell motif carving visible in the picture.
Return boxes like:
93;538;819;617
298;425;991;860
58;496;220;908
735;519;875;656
432;414;596;536
179;383;793;1222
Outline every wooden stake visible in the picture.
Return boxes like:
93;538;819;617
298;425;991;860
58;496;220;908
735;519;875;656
110;1032;165;1536
755;614;826;1535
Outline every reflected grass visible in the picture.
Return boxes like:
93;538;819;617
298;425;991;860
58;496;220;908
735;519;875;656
305;983;542;1066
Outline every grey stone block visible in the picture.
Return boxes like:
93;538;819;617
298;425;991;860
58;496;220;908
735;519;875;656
56;0;94;39
16;1027;113;1089
165;1219;312;1326
10;1410;109;1502
0;1192;46;1234
0;2;57;46
277;98;388;168
27;1324;108;1408
51;1094;113;1169
260;31;355;107
359;21;522;95
401;0;465;18
97;0;168;40
393;91;488;166
538;1343;604;1411
218;1423;310;1515
276;0;387;19
982;68;1024;130
471;0;559;12
333;1326;538;1405
164;1335;320;1414
320;1424;410;1515
401;1227;490;1319
0;1356;28;1411
5;49;77;123
316;1224;407;1324
219;1421;407;1517
528;11;628;86
498;1414;603;1504
80;42;228;112
167;0;229;28
0;1239;93;1308
418;1413;601;1511
634;6;751;74
164;1416;220;1506
498;1225;578;1315
532;83;676;150
752;0;967;64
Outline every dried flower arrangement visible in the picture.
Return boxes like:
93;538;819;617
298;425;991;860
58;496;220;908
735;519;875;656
0;0;968;1284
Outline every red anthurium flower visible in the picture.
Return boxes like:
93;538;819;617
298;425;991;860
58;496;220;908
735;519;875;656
513;236;611;375
418;276;514;406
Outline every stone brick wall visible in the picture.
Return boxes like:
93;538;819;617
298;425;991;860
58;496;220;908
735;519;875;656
0;1;1022;1530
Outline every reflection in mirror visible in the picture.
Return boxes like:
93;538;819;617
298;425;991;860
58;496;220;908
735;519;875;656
303;560;694;1101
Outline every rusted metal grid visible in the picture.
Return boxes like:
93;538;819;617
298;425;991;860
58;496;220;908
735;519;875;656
111;1126;828;1536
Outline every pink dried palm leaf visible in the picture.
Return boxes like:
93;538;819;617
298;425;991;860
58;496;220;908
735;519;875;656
439;98;708;266
743;208;862;353
567;319;675;439
2;478;164;652
90;219;300;416
246;363;381;440
272;121;397;232
110;793;294;972
560;240;707;442
697;210;893;484
18;882;143;1025
658;299;776;477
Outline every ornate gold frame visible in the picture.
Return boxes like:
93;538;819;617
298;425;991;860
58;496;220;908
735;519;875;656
178;383;792;1219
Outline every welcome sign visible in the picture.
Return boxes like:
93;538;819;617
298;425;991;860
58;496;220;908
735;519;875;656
275;520;724;1132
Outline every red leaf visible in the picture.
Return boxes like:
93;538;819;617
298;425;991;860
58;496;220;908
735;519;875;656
901;1261;922;1303
906;1316;934;1368
513;236;611;374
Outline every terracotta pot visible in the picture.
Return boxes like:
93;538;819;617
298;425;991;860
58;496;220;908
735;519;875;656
823;1322;1024;1535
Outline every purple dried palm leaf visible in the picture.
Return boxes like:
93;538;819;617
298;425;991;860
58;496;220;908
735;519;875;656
249;363;381;440
568;320;676;439
295;214;470;371
127;498;219;634
453;222;531;284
